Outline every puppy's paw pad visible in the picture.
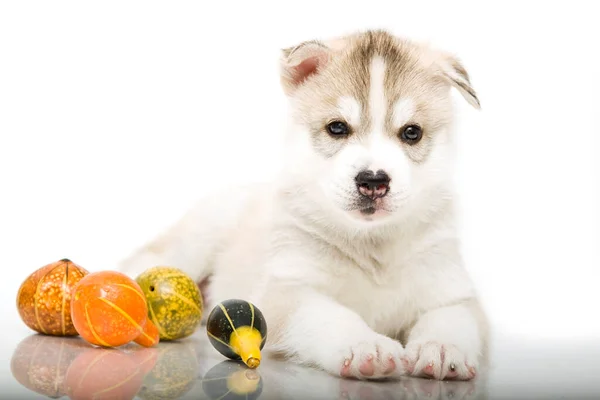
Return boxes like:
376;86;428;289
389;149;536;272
467;364;477;379
422;362;435;377
340;358;353;377
358;355;375;376
445;363;459;379
382;355;396;375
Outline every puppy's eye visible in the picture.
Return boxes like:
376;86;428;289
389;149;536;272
400;124;423;144
326;121;350;138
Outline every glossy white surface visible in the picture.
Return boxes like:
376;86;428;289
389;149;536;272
4;325;600;400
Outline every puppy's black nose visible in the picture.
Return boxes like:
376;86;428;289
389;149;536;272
355;169;390;200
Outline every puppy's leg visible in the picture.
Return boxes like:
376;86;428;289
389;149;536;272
260;286;405;380
401;298;488;381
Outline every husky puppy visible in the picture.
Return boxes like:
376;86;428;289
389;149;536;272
119;30;488;381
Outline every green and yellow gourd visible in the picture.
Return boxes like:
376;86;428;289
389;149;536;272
136;266;203;341
206;299;267;369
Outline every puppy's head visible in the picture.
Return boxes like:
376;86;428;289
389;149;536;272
279;31;479;227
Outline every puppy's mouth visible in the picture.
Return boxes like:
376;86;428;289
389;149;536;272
333;185;400;221
352;197;391;218
361;207;377;215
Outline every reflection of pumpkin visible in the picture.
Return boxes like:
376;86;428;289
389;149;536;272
137;342;199;400
16;258;89;336
70;271;159;347
136;266;203;341
64;346;158;400
10;335;89;398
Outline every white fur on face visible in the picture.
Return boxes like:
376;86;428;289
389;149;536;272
365;57;416;214
392;98;416;128
337;96;361;127
369;57;387;131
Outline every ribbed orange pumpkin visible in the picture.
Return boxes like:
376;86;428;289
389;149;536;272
70;271;159;348
16;259;89;336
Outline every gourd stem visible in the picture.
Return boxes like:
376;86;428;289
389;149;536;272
230;326;262;369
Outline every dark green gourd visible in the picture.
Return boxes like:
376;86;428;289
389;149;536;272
206;299;267;369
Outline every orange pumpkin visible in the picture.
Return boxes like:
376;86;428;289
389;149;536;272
70;271;159;347
16;258;89;336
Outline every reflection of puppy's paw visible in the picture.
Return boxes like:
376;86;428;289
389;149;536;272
402;341;477;381
336;375;481;400
338;378;398;400
402;376;479;399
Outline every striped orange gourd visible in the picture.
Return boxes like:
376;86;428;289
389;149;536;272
16;258;89;336
70;271;159;347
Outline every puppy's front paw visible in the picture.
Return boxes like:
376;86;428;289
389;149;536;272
330;333;404;380
401;341;477;381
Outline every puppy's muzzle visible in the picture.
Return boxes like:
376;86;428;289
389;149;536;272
355;170;390;200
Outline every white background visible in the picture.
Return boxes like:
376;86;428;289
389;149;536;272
0;0;598;356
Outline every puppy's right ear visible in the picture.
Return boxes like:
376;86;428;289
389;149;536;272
280;40;332;95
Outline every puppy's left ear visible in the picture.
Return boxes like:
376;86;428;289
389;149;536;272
436;53;481;109
280;40;332;95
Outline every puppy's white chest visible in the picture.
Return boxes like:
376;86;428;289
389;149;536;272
326;257;415;337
